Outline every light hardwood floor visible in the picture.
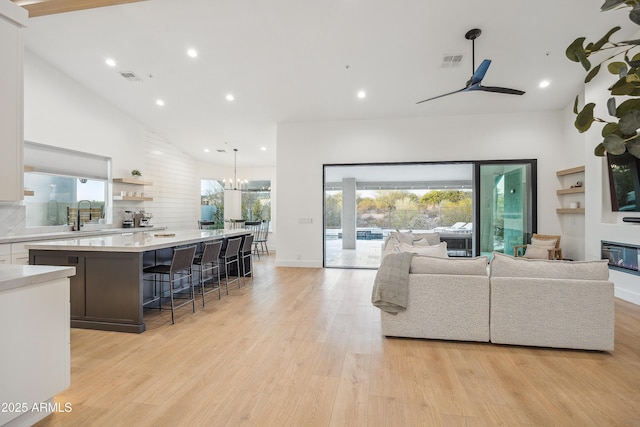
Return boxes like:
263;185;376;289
35;255;640;426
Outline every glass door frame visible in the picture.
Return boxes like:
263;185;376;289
473;159;537;257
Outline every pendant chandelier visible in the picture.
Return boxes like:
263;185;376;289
223;148;247;191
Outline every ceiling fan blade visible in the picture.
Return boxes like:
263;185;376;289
478;85;526;96
469;59;491;85
416;88;466;104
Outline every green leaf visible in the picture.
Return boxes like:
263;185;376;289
630;5;640;25
608;61;627;75
595;142;607;157
610;77;637;95
603;134;627;155
585;64;601;83
592;26;622;50
601;0;627;11
602;122;620;137
619;109;640;134
566;37;591;70
575;103;596;132
573;95;579;114
616;98;640;117
608;97;617;116
627;139;640;158
621;38;640;45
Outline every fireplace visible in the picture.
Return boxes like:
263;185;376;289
601;240;640;276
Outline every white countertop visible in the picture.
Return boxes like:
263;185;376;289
25;229;250;253
0;227;163;245
0;265;76;292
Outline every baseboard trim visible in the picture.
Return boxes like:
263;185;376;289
615;287;640;306
275;259;323;268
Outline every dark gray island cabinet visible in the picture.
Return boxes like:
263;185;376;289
28;229;249;333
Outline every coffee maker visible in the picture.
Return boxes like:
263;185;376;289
123;210;135;228
135;210;153;227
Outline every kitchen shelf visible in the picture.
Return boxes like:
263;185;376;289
113;196;153;202
113;177;153;186
556;165;585;215
556;187;585;195
556;165;585;176
556;208;585;214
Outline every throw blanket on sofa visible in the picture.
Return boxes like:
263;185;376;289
371;252;415;314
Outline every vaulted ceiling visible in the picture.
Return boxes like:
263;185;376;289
14;0;635;167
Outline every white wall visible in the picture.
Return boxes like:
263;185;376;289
24;51;145;175
276;111;569;267
583;65;640;305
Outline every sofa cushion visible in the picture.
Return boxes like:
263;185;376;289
396;242;448;258
386;231;415;246
413;233;440;246
531;237;557;248
490;251;609;280
522;244;550;259
411;255;488;275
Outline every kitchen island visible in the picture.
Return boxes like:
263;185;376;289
0;264;75;427
27;229;250;333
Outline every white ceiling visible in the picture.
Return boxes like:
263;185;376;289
21;0;633;168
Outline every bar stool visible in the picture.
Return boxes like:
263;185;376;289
193;240;222;306
240;234;254;286
143;245;197;324
220;237;242;294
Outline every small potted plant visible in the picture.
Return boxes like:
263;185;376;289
131;169;142;180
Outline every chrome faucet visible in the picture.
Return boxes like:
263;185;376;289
77;200;92;229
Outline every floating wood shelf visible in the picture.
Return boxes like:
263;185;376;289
113;178;153;186
23;189;34;196
556;187;585;195
23;165;34;172
556;208;585;214
556;165;585;176
113;196;153;202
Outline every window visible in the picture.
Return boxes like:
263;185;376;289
200;179;224;228
241;180;271;222
24;142;110;228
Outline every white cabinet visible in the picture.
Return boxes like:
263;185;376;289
0;2;27;202
11;242;29;265
0;244;10;264
0;268;72;427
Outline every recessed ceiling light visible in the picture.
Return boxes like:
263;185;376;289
105;58;116;67
156;99;165;106
261;146;266;151
187;48;198;58
539;80;550;88
357;90;366;99
226;94;235;101
204;148;210;153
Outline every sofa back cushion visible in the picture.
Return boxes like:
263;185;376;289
411;255;488;276
490;252;609;280
397;242;448;258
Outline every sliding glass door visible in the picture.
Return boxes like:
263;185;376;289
476;161;536;257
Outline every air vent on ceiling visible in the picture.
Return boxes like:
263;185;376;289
441;54;463;68
216;149;226;153
119;71;143;82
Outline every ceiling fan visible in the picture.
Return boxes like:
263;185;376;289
416;28;525;104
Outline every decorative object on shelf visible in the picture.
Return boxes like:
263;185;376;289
131;169;142;178
566;1;640;158
223;148;248;191
571;181;583;188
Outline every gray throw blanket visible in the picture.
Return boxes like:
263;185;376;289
371;252;415;314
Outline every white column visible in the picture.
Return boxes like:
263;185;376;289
342;177;356;249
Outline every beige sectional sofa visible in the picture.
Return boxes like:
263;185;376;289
380;256;490;342
489;252;614;351
377;251;615;351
